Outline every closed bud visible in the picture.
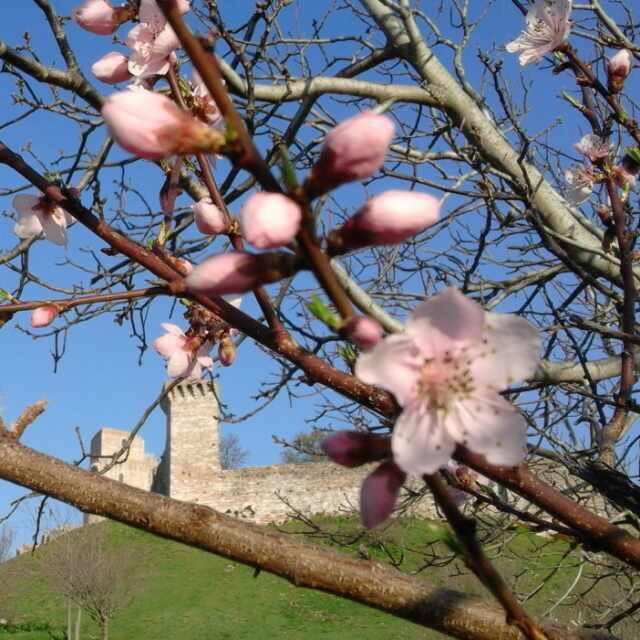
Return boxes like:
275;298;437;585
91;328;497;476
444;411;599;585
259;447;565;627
305;111;394;197
192;198;226;235
31;305;59;328
321;431;391;468
328;190;440;252
360;461;406;529
102;89;225;160
218;335;236;366
240;192;302;249
73;0;131;35
607;49;633;93
342;316;383;350
91;52;132;84
185;251;295;296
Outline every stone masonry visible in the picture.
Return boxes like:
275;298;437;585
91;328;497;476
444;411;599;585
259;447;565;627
88;379;437;523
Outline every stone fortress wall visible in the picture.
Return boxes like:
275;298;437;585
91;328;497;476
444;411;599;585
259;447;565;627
88;380;438;524
88;380;611;525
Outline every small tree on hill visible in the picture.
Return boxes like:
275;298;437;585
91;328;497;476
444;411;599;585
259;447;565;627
279;430;326;464
219;433;249;469
0;525;12;563
39;525;148;640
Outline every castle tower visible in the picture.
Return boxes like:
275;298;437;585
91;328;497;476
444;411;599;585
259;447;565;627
159;379;221;502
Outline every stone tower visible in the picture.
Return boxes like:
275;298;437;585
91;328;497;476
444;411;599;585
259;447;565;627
158;379;221;503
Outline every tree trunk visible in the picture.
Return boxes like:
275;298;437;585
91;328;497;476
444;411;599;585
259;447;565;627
99;616;108;640
74;607;82;640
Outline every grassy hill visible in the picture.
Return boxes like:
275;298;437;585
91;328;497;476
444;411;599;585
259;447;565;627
0;517;635;639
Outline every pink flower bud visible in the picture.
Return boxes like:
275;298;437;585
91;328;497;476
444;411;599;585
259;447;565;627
322;431;391;468
306;111;394;197
175;258;193;275
240;192;302;249
360;461;406;529
101;89;224;160
218;336;237;366
31;305;59;328
329;190;440;252
192;198;226;235
73;0;122;35
342;316;383;350
607;49;633;93
91;52;132;84
185;251;291;295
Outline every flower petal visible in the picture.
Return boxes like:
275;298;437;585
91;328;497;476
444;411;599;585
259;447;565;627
37;207;68;246
14;207;43;240
408;287;485;346
355;333;420;406
392;404;456;475
153;332;185;357
445;392;527;467
167;349;191;377
468;313;540;390
160;322;184;336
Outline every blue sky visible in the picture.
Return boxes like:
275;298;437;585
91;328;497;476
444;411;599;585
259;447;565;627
0;1;634;549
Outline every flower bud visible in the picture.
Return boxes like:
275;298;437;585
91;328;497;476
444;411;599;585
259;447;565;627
322;431;391;468
328;190;440;252
175;258;193;275
218;335;236;366
192;198;226;235
342;316;383;350
360;461;406;529
31;305;59;328
101;89;225;160
91;52;132;84
240;192;302;249
73;0;129;35
185;251;295;296
607;49;633;93
305;111;394;197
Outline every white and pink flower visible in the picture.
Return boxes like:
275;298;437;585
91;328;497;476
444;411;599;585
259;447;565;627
153;323;213;378
564;164;596;205
91;52;132;84
506;0;572;66
355;287;540;475
574;133;611;163
240;192;302;249
607;49;633;93
13;194;74;246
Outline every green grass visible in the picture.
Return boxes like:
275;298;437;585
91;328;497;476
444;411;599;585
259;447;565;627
0;518;636;639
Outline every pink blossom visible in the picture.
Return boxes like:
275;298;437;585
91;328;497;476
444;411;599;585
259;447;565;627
153;323;213;378
564;165;596;205
185;252;266;295
360;461;406;529
13;194;74;246
330;190;440;250
306;111;394;196
343;316;383;350
607;49;633;93
101;89;223;159
574;134;611;163
321;431;391;468
73;0;121;35
31;305;59;328
355;287;540;475
506;0;572;66
192;70;223;126
192;198;226;235
91;52;132;84
240;192;302;249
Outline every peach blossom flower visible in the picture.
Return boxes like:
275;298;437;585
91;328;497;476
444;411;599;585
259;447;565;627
192;198;226;235
574;133;611;163
343;316;383;350
73;0;121;35
191;70;223;126
13;194;73;246
564;165;596;205
240;192;302;249
153;323;213;378
306;111;394;195
101;88;222;159
91;52;132;84
329;190;440;250
31;305;59;328
355;288;539;475
607;49;633;93
506;0;572;66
